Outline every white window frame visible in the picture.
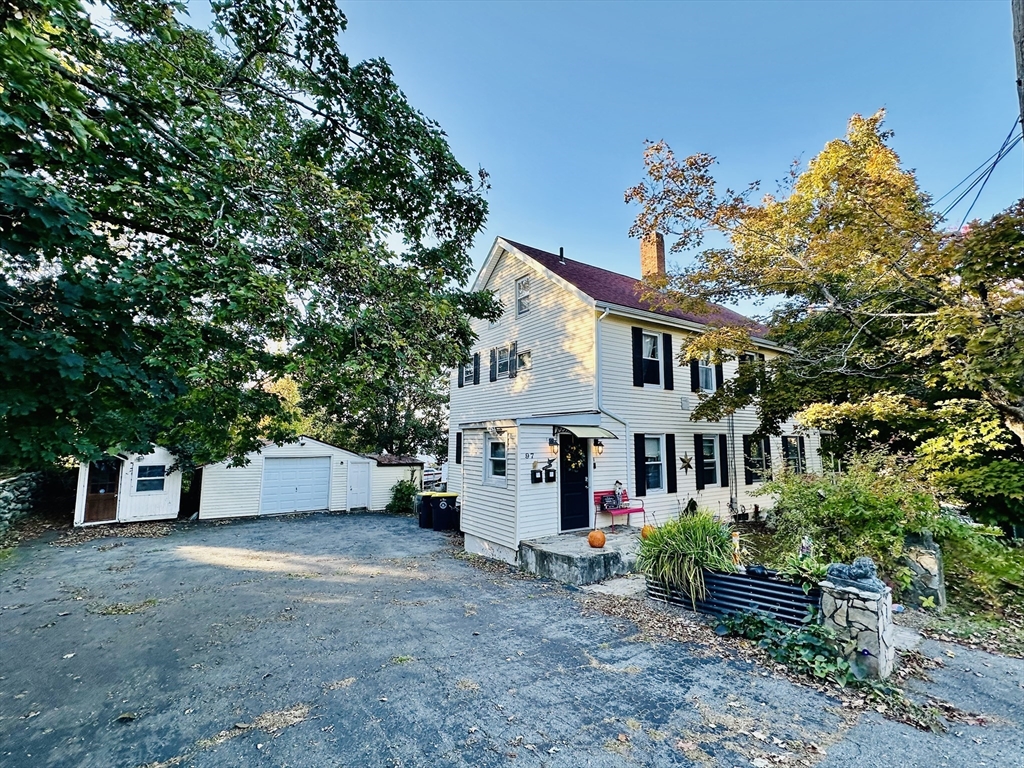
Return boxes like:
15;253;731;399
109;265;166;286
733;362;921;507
701;436;718;487
485;439;507;485
644;435;665;493
782;436;805;474
642;331;661;387
515;276;530;316
490;290;501;327
135;464;166;493
699;356;715;393
496;345;510;377
516;349;532;371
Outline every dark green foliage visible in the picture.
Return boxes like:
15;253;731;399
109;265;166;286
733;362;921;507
385;479;418;516
1;0;495;470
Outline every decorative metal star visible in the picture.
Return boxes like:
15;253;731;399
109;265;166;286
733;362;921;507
680;453;693;474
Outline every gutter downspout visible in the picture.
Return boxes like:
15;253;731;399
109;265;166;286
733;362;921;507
596;309;630;499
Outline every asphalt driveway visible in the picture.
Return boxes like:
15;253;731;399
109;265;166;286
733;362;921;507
0;514;1020;767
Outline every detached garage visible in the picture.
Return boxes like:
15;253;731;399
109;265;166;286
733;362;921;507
199;437;371;520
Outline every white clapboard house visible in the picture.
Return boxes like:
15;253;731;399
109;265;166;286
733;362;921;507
446;235;821;563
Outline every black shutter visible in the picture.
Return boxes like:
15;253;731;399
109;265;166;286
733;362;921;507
508;341;518;378
665;433;677;493
472;353;480;385
714;362;724;390
763;437;772;479
798;435;807;474
455;432;462;464
743;435;754;485
634;433;647;497
694;434;705;490
489;348;497;382
457;363;464;388
719;434;729;487
662;333;674;390
631;327;644;388
690;359;700;392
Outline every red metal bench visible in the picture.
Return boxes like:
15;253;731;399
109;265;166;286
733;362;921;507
593;490;645;527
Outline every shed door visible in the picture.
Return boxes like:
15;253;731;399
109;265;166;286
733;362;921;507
84;459;121;523
348;462;370;509
260;457;330;515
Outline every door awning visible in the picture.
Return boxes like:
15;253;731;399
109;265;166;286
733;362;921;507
555;425;619;439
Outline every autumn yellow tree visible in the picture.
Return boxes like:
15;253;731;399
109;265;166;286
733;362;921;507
626;111;1024;527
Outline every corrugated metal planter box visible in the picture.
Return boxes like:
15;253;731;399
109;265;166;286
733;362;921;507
646;569;820;627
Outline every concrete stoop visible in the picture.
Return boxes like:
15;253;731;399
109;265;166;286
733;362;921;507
518;528;640;586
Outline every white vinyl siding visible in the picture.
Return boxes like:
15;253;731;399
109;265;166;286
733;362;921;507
371;465;422;511
459;430;517;549
198;439;354;519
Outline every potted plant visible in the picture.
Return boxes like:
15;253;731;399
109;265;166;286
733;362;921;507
637;511;735;609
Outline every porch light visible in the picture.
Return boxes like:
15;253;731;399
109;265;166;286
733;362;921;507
547;437;559;455
593;439;604;456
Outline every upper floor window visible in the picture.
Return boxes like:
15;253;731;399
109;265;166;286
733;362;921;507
515;276;531;315
698;356;715;392
516;349;532;371
490;290;501;327
136;465;166;492
497;346;510;376
642;332;661;386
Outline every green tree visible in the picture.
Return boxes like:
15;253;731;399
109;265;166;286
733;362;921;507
1;0;495;469
626;111;1024;526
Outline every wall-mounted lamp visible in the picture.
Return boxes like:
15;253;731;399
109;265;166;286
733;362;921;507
547;437;559;456
593;439;604;456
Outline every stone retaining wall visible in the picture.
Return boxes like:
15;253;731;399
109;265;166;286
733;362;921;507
0;473;43;540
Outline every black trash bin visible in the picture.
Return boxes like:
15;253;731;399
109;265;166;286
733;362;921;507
417;492;435;529
431;492;459;531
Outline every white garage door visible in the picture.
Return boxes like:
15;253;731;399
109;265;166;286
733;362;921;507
260;457;331;515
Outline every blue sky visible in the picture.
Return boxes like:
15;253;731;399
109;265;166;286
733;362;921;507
190;2;1022;298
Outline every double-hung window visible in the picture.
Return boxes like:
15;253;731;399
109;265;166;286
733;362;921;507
642;332;661;385
644;436;664;491
486;439;507;482
515;276;530;315
782;436;806;474
136;465;166;492
701;436;718;487
744;436;770;484
497;346;510;377
698;356;715;392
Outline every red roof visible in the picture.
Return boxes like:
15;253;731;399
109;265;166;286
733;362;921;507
503;239;769;338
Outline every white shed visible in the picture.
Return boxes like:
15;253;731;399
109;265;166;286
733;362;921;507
198;437;372;519
74;446;183;526
364;454;425;510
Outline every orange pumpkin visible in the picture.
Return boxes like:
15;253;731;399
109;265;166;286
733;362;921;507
588;529;606;548
641;524;656;540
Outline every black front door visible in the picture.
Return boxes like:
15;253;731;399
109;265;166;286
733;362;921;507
559;433;590;531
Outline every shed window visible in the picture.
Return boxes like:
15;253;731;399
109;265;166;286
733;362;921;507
136;465;166;492
515;276;530;315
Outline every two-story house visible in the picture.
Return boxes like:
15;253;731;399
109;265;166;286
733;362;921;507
447;235;821;564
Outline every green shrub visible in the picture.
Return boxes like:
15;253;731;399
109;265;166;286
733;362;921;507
385;479;418;515
636;510;735;608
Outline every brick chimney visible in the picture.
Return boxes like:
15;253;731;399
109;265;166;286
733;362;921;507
640;232;666;279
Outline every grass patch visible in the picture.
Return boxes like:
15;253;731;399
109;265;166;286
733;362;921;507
923;605;1024;658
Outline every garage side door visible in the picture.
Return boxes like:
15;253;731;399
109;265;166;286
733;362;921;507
261;457;331;515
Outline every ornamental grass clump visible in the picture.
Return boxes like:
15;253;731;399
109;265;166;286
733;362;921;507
637;511;736;608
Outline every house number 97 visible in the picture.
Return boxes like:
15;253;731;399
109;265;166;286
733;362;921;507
523;452;535;459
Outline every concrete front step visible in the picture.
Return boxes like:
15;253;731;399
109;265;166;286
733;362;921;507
518;527;640;586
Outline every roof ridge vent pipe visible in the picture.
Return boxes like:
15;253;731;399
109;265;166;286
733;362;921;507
559;247;565;264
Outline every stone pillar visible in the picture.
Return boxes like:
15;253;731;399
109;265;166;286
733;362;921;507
819;580;895;680
899;532;946;610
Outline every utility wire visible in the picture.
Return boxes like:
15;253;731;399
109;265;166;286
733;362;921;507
955;126;1022;228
